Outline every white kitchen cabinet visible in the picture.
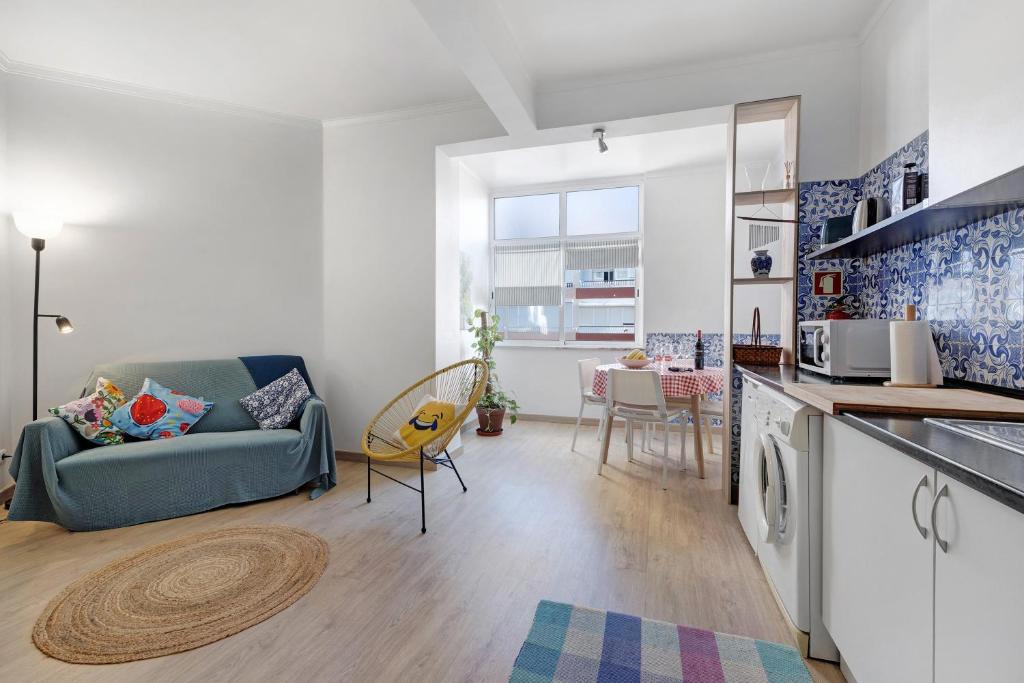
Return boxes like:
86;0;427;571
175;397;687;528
933;474;1024;683
822;417;934;683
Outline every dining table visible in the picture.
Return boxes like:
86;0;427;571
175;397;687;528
592;362;726;479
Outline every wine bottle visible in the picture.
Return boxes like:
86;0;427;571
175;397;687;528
694;329;705;370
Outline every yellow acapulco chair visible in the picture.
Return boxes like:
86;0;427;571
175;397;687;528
360;358;488;533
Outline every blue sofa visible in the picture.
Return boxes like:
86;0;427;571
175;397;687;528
7;356;336;531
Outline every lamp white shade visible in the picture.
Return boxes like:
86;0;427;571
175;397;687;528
13;211;63;239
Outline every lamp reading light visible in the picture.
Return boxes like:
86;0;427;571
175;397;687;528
14;211;76;419
13;211;63;240
55;316;74;334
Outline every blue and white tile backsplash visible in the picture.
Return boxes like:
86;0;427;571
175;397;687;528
798;130;1024;390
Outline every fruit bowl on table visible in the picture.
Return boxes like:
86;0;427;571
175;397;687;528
618;356;652;369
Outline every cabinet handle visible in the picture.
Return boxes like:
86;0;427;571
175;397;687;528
931;484;950;553
911;474;930;539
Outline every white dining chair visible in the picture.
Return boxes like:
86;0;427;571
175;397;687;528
572;358;606;452
698;397;725;455
600;368;689;489
642;418;689;470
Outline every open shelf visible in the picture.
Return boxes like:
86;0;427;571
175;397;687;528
732;277;794;285
807;163;1024;259
734;188;796;206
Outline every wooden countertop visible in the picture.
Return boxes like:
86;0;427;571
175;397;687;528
782;383;1024;419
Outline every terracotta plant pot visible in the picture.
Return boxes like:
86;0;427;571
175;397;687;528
476;406;505;436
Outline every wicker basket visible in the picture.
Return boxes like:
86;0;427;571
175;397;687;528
732;307;783;366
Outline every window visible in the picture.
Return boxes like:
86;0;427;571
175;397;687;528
491;183;642;345
566;186;640;235
494;193;559;240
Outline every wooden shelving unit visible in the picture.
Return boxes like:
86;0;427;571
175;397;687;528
807;163;1024;259
734;188;796;206
732;277;795;285
722;96;800;503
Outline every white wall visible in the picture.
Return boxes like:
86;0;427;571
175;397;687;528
458;164;490;322
643;166;726;333
858;0;929;173
456;163;490;360
928;0;1024;200
435;150;462;370
491;346;624;419
537;43;862;183
322;107;504;451
489;163;730;419
0;72;13;486
3;75;324;437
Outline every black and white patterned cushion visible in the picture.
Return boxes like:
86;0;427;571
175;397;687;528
239;368;312;430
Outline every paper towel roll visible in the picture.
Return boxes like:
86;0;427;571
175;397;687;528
890;320;930;385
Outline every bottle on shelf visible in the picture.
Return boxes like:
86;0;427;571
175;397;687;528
694;329;705;370
902;162;921;209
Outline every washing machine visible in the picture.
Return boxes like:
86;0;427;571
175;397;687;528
742;383;838;662
738;376;767;549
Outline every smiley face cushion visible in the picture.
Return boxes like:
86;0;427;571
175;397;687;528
49;377;128;445
395;394;458;449
110;378;214;440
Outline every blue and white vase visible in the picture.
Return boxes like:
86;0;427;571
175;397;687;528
750;250;773;278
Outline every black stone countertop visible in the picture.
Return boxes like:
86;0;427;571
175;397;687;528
736;363;1024;515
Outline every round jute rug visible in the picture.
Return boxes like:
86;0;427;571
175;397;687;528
33;525;328;664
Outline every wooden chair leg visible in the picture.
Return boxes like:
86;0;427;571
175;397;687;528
597;409;614;475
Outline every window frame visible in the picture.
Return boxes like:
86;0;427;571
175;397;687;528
488;175;645;349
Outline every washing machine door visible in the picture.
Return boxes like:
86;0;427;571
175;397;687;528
757;431;789;545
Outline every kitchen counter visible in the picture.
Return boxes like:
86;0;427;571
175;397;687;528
737;364;1024;515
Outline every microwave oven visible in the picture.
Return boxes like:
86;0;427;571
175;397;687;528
798;319;891;378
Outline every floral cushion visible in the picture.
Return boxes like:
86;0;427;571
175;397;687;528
239;368;311;430
110;378;214;440
49;377;128;445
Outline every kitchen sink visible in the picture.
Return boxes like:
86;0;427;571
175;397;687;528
925;418;1024;456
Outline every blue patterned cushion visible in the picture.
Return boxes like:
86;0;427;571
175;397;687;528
109;378;214;440
239;368;311;430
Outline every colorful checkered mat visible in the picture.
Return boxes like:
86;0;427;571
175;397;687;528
510;601;812;683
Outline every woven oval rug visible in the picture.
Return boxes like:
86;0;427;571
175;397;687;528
33;525;328;664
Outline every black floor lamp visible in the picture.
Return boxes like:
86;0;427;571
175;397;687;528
14;212;74;420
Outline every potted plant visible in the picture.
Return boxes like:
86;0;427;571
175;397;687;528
467;309;520;436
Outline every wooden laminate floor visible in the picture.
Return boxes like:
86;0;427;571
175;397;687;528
0;421;843;682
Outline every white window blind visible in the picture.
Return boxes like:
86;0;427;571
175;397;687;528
493;242;562;306
564;236;640;271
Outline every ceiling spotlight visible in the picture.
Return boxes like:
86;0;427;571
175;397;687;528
593;128;608;154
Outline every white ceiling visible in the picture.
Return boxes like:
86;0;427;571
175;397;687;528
459;126;726;188
498;0;884;87
460;118;791;188
0;0;477;120
0;0;885;122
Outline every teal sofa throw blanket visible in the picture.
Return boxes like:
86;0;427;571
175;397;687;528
7;357;336;531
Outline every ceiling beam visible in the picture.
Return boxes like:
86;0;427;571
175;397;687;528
411;0;536;136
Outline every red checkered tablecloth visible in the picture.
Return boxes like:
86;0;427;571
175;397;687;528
592;364;725;399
